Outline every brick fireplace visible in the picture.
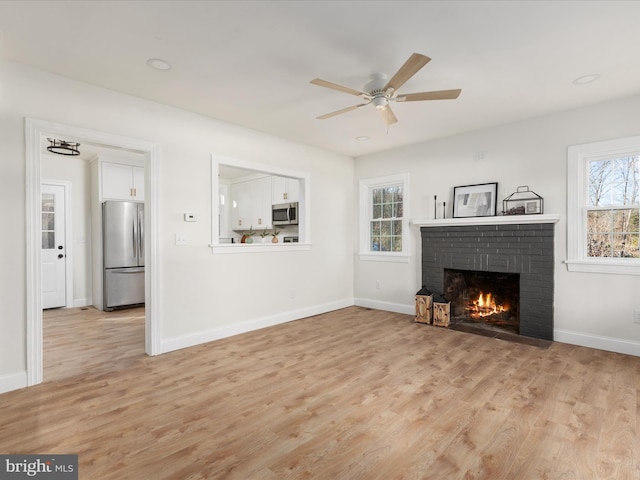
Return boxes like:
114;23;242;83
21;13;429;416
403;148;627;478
417;216;559;341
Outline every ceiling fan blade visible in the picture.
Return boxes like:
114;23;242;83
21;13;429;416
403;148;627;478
316;103;369;120
383;53;431;92
396;89;462;102
380;105;398;126
310;78;366;97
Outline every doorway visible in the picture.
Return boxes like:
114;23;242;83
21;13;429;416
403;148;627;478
41;182;72;309
26;118;160;387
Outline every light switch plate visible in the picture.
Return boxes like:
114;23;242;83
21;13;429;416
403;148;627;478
175;233;187;246
184;213;197;222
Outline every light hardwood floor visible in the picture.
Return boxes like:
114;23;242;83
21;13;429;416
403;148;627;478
1;306;639;479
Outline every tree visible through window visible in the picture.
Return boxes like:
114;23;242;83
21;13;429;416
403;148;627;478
370;184;403;252
587;155;639;258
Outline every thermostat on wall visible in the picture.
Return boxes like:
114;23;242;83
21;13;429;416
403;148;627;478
184;213;197;222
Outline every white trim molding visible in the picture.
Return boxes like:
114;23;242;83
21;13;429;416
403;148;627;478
354;298;414;315
161;299;353;353
357;253;410;263
0;371;28;395
555;328;640;357
412;214;560;228
210;243;311;254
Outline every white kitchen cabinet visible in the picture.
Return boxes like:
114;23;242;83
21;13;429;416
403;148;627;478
101;162;144;201
272;176;299;204
231;176;272;230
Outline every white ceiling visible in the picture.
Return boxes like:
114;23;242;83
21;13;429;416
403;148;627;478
2;1;640;158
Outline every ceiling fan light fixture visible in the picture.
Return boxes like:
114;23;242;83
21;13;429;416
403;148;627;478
46;138;80;156
372;96;388;110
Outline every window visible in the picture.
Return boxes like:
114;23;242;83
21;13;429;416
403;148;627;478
210;155;310;253
567;136;640;274
587;156;639;258
359;173;410;262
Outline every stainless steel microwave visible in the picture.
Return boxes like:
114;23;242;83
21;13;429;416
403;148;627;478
272;202;298;226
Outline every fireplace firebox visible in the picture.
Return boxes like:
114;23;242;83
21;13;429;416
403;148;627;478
444;269;520;334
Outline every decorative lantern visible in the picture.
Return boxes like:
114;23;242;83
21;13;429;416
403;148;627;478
502;186;543;216
415;286;433;324
432;295;451;327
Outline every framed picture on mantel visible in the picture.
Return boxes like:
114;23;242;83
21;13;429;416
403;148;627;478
453;182;498;218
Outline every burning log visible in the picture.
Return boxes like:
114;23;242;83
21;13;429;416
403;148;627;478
466;291;508;319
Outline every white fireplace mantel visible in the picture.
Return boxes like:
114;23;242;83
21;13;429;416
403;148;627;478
412;214;561;228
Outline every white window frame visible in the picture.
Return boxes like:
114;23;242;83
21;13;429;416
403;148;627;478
358;173;410;263
567;135;640;275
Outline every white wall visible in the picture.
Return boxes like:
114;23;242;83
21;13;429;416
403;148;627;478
0;60;354;392
354;93;640;356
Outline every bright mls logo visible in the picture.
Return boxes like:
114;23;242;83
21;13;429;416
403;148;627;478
0;455;77;479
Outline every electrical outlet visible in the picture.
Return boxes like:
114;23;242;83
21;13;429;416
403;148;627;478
634;310;640;324
375;280;382;290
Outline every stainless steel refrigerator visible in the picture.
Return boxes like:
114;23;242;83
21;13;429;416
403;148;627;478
103;201;145;311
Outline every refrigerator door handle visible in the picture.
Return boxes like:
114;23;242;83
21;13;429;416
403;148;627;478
132;214;138;259
109;267;145;274
138;209;144;263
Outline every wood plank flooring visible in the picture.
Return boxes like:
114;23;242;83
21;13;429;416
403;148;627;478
1;306;639;479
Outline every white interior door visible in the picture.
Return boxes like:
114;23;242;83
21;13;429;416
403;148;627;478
41;184;67;309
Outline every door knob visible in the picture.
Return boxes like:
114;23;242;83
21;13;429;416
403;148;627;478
57;245;63;250
58;254;64;259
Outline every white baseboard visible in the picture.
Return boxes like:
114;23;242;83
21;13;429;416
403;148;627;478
0;371;27;394
554;329;640;357
354;298;414;316
160;298;355;354
73;298;91;308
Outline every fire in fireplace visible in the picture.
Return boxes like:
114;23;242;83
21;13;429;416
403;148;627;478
444;269;520;334
467;291;509;319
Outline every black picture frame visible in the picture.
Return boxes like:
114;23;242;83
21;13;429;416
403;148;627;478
453;182;498;218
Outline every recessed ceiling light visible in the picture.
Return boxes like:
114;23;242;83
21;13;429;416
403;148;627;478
356;136;370;142
146;58;171;71
572;74;599;85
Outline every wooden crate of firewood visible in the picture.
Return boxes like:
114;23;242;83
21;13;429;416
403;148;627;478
432;298;451;327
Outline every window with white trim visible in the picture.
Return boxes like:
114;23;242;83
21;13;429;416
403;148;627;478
567;135;640;274
359;173;410;262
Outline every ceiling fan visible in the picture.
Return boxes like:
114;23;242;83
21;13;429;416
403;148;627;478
310;53;461;126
